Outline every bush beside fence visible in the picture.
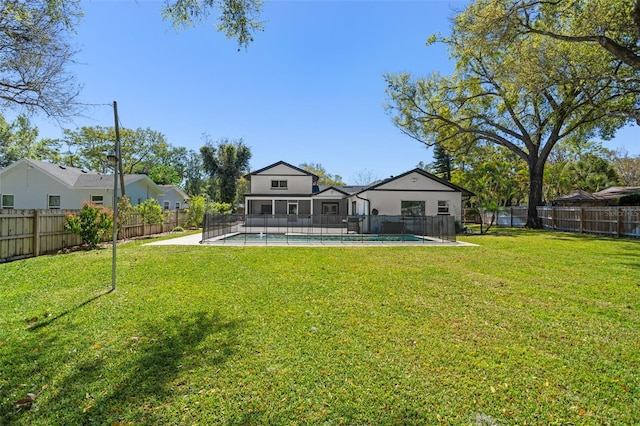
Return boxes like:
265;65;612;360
0;209;187;263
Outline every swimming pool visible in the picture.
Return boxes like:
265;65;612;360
210;233;436;244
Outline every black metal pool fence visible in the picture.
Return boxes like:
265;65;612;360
202;214;457;244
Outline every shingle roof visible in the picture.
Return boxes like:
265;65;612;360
26;159;111;187
593;186;640;199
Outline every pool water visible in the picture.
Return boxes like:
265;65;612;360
219;233;432;243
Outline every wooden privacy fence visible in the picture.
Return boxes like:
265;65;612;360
490;206;640;238
0;209;188;263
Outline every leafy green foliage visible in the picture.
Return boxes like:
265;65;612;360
162;0;264;49
0;115;62;167
0;0;82;117
200;137;251;204
299;162;346;186
60;126;188;180
385;0;639;228
207;201;233;214
133;199;165;226
116;196;133;239
1;230;639;424
63;202;113;249
184;195;206;228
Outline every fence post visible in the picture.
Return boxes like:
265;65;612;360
552;207;556;230
33;210;41;257
579;207;584;234
617;207;622;237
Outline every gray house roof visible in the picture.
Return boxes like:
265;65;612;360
245;161;319;182
593;186;640;199
355;168;475;197
12;159;162;193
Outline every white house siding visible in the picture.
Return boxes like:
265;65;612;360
0;162;113;209
250;164;313;194
377;171;455;192
362;190;462;220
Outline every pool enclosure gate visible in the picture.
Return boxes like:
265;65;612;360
202;214;457;244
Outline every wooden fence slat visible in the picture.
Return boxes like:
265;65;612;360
1;209;188;262
491;206;640;238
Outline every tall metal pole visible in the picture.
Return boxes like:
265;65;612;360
114;101;125;197
111;156;118;292
111;101;120;292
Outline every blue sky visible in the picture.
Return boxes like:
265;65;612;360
30;0;639;183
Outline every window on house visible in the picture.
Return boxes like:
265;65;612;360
164;201;170;210
175;202;181;209
1;194;15;209
271;180;288;189
437;200;450;215
401;201;425;216
91;195;104;206
288;202;298;215
48;195;61;209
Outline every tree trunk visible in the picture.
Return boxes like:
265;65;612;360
526;161;544;228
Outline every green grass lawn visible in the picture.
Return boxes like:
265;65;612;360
1;229;638;425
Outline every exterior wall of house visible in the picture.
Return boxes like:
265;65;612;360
0;162;113;209
159;188;189;210
250;164;314;194
377;171;454;191
359;190;462;220
359;172;464;220
125;180;162;206
312;197;349;216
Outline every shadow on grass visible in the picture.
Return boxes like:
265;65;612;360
27;288;113;332
3;311;240;424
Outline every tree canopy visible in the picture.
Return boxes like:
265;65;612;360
0;113;61;167
0;0;82;118
200;137;251;205
385;0;640;227
300;162;346;186
162;0;264;49
60;125;188;185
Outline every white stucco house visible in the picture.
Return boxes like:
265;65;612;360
0;158;165;210
243;161;474;226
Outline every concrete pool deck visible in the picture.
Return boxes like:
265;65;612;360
145;232;478;247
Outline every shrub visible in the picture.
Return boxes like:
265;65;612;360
185;195;206;228
64;202;113;249
172;226;184;232
207;201;233;215
134;199;166;234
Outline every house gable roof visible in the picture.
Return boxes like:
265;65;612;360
2;158;164;195
3;158;107;188
313;185;351;197
357;168;475;196
245;161;319;181
593;186;640;199
159;185;189;199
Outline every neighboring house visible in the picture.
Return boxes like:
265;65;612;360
158;185;190;210
243;161;474;223
0;158;164;210
550;189;607;207
551;186;640;206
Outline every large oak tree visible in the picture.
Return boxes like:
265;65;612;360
385;0;640;228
